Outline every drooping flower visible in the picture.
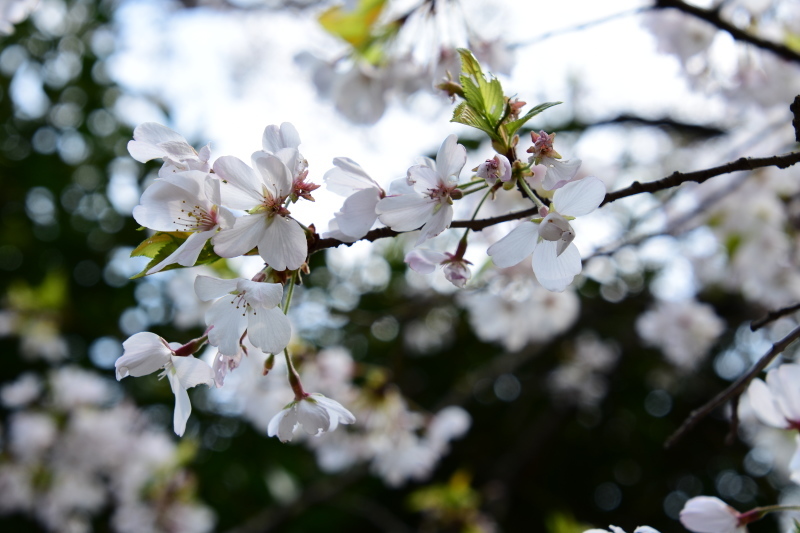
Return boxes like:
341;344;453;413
323;157;385;242
405;248;471;288
211;155;307;271
267;393;356;442
132;171;234;274
127;123;210;177
115;332;215;436
527;130;581;190
376;134;467;244
748;362;800;430
679;496;746;533
194;275;291;357
488;176;606;292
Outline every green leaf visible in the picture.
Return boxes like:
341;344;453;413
129;231;223;279
503;101;562;139
793;519;800;533
451;102;497;139
318;0;387;50
131;231;191;259
456;49;505;129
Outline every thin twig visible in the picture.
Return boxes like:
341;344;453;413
654;0;800;65
751;303;800;331
665;325;800;449
601;151;800;206
511;7;651;48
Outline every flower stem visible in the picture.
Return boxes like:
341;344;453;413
460;183;489;197
284;348;306;400
518;178;546;209
460;189;493;244
282;271;297;315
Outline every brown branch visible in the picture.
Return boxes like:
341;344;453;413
654;0;800;65
665;324;800;449
751;302;800;331
791;96;800;143
601;151;800;206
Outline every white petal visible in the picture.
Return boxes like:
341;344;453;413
246;307;292;354
257;216;307;271
133;179;198;231
541;157;582;190
194;275;239;301
769;363;800;423
405;249;447;274
128;123;187;162
335;188;381;238
267;407;291;440
487;221;539;268
254;154;293;199
205;297;247;356
679;496;740;533
435;134;467;181
236;280;284;309
532;240;582;292
748;377;789;428
553;176;606;217
166;369;192;437
324;157;380;196
262;122;301;153
116;332;172;379
213;214;267;259
297;398;331;435
313;394;356;426
213;156;264;210
172;355;215;389
376;194;436;232
416;203;453;244
407;165;443;193
278;405;300;441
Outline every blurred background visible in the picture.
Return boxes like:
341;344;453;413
2;0;800;531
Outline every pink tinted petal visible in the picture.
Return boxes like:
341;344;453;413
376;194;436;232
487;221;539;268
541;157;582;190
405;249;447;274
532;240;582;292
553;176;606;217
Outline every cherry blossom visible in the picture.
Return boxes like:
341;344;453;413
679;496;746;533
476;154;511;185
267;393;355;442
376;134;467;245
132;171;234;274
487;176;606;292
194;275;291;357
115;332;215;436
405;248;471;288
211;154;307;271
748;363;800;430
526;131;581;190
127;123;211;177
323;157;385;242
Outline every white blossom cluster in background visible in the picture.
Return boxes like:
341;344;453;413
0;368;214;533
298;0;514;124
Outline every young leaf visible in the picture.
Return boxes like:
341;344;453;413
502;101;562;139
456;49;505;128
318;0;387;50
452;102;497;139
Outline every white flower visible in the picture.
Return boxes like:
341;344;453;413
195;275;291;357
405;248;471;288
258;122;306;179
748;363;800;430
376;134;466;244
127;123;210;177
488;176;606;292
212;154;307;271
115;332;214;436
323;157;384;242
133;171;234;274
0;0;38;35
267;393;355;442
679;496;746;533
